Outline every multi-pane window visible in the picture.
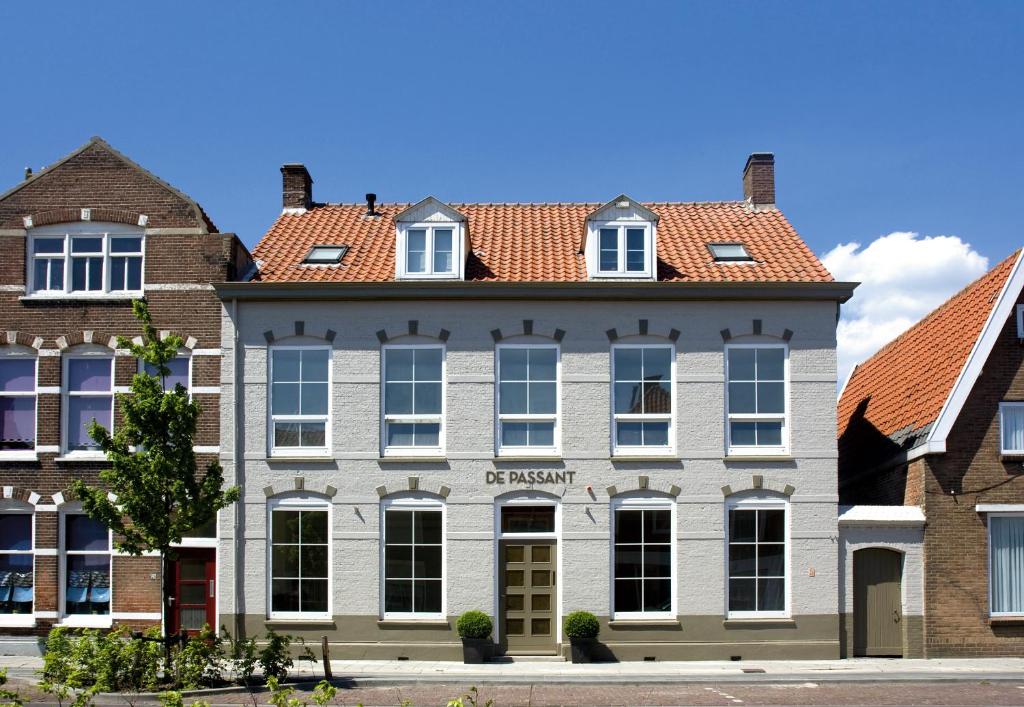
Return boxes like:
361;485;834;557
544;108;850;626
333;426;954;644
64;356;113;454
270;348;329;455
405;226;454;275
727;504;786;616
0;511;33;615
0;355;36;454
383;346;443;453
612;345;673;451
63;514;111;616
726;345;787;453
269;504;329;617
999;403;1024;455
596;224;650;275
144;356;190;393
383;507;443;616
990;515;1024;616
29;226;144;296
613;506;673;616
497;346;558;453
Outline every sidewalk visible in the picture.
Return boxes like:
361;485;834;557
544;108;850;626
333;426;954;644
3;655;1024;684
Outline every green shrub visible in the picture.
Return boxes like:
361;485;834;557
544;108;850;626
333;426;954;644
456;611;493;640
258;629;293;680
40;625;162;697
563;611;599;640
173;625;223;689
220;626;257;685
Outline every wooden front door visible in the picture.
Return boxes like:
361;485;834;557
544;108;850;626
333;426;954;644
170;548;216;635
853;548;903;656
499;540;556;654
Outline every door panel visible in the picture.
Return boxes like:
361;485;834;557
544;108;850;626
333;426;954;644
170;548;216;635
853;548;903;657
500;540;556;654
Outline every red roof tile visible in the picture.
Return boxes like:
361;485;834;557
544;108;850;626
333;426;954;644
251;202;833;283
837;250;1021;447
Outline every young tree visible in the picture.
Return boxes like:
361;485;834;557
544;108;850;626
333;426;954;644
70;300;240;660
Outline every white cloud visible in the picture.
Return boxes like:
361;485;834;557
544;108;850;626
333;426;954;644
822;232;989;389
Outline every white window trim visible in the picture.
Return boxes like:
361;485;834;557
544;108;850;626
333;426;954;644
26;222;145;298
0;347;38;461
1017;304;1024;339
380;343;446;457
610;342;676;457
987;511;1024;618
395;222;463;280
724;342;790;457
380;496;446;620
492;493;562;645
587;221;655;279
495;342;561;457
999;402;1024;455
725;496;790;619
61;350;114;459
610;495;677;621
266;495;333;621
0;503;34;627
59;505;113;627
267;345;332;458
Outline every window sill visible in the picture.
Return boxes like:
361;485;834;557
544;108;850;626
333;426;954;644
0;615;36;628
724;454;794;462
56;616;113;628
54;453;106;463
379;455;447;463
611;454;680;462
0;452;39;462
989;616;1024;626
608;619;679;628
267;455;335;463
495;454;563;462
265;618;335;628
723;618;795;627
377;618;449;628
20;293;139;302
999;454;1024;462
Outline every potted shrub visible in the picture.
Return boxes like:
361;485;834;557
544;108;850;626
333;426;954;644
563;611;600;663
456;610;493;664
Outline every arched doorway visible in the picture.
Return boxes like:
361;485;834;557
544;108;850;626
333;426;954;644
853;548;903;656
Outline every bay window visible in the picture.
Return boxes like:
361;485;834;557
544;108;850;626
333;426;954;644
727;499;788;618
382;346;444;455
725;344;788;455
496;345;559;455
62;512;111;619
269;347;330;456
382;500;444;618
64;355;113;455
268;497;330;618
0;509;33;616
611;344;673;454
28;224;144;296
0;352;36;456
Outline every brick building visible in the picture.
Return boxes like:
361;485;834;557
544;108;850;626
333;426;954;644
838;250;1024;656
0;137;251;654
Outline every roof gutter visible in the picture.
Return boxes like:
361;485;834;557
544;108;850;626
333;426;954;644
213;280;858;302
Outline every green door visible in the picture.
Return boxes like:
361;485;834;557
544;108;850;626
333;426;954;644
499;540;556;655
853;548;903;657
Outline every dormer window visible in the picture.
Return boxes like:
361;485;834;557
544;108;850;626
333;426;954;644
303;245;347;265
709;243;754;263
584;195;658;280
394;197;467;281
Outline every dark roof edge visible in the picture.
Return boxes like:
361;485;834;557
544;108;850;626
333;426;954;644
215;280;858;302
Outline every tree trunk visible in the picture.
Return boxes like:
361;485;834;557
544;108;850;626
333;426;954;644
162;551;174;683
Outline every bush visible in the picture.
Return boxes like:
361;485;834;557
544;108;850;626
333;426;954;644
563;611;600;640
40;626;162;697
220;626;257;685
456;611;493;640
258;629;293;681
173;625;224;689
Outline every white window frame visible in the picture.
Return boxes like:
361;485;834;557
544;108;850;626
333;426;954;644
1016;304;1024;339
59;505;113;627
0;347;38;461
610;342;676;457
380;495;446;620
725;495;790;619
724;342;790;457
495;343;561;457
27;222;145;298
999;402;1024;455
381;343;445;457
0;502;34;627
610;495;677;621
267;345;332;458
987;511;1024;618
395;222;461;279
588;221;654;278
61;349;114;459
266;494;332;621
140;350;192;394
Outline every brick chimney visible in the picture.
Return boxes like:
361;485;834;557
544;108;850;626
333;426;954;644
742;152;775;207
281;163;313;211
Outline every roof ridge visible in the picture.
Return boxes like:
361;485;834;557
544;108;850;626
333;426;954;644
302;199;749;208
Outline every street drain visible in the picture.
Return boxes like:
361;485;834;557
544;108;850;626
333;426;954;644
741;667;766;673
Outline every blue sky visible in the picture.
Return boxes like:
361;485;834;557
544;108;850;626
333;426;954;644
1;1;1020;374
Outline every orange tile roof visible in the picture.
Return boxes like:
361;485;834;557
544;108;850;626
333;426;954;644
251;201;833;283
837;250;1021;449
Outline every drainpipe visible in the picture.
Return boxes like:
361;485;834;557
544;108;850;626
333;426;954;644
231;297;246;638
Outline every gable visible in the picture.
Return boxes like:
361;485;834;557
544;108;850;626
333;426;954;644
395;197;466;224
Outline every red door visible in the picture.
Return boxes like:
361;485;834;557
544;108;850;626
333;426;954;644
169;549;216;635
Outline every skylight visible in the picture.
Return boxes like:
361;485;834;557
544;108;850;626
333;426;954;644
303;245;348;264
709;243;753;262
